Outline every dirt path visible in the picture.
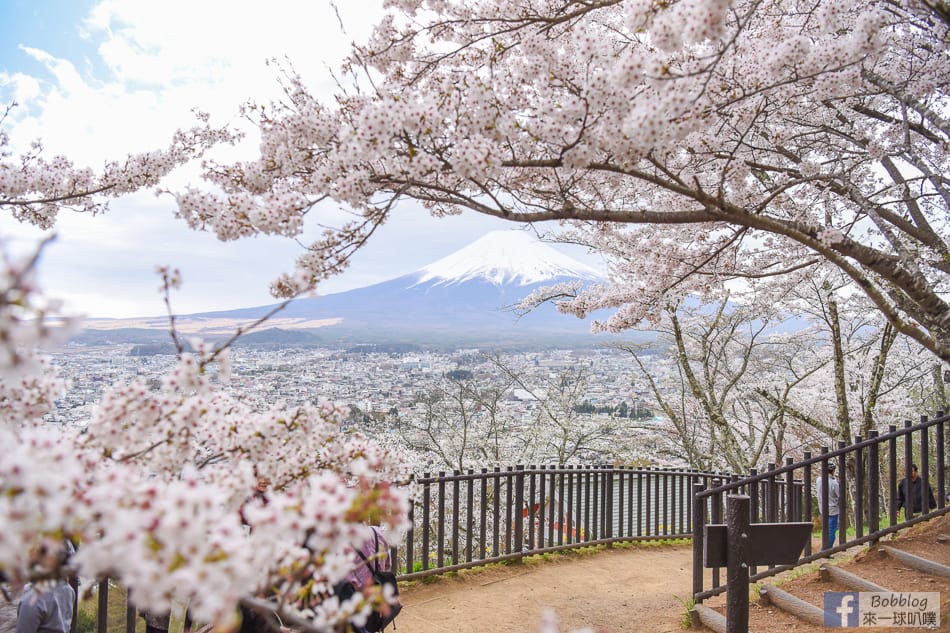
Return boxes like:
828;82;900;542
398;543;695;633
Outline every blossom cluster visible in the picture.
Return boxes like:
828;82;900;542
1;109;236;228
0;244;410;629
147;0;949;361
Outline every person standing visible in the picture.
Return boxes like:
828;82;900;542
335;524;401;633
816;463;840;548
239;473;272;528
15;543;75;633
897;464;937;516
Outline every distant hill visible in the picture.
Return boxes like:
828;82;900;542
231;328;323;349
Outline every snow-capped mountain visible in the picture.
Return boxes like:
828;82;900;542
79;230;624;348
415;230;604;287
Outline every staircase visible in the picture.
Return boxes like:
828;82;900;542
691;513;950;632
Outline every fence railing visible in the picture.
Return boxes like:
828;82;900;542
48;411;950;632
393;464;725;580
692;411;950;602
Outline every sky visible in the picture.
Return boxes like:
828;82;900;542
0;0;584;319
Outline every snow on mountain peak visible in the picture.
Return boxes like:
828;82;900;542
414;230;604;287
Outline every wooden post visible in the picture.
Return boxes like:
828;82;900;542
692;482;705;600
854;435;864;538
437;471;446;568
869;431;880;540
802;453;812;557
514;465;525;555
422;473;431;570
921;416;931;514
97;580;108;633
726;495;750;633
904;421;914;520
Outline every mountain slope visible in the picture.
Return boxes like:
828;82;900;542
415;230;604;286
78;230;632;347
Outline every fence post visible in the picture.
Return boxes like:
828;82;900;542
868;431;880;541
904;420;914;521
452;470;460;566
937;417;946;509
686;470;694;535
784;457;794;522
692;481;706;601
710;478;722;591
479;468;488;560
422;473;431;571
820;447;830;550
766;463;777;524
466;468;475;563
606;465;614;544
617;465;626;538
576;465;584;543
493;466;501;556
97;581;109;633
514;465;525;556
837;441;848;546
663;468;671;536
888;425;898;526
125;604;136;633
528;465;537;550
504;466;514;554
726;495;751;633
766;463;777;569
854;435;864;539
747;468;758;523
637;469;650;536
921;415;931;515
406;490;415;573
802;452;812;557
438;472;447;569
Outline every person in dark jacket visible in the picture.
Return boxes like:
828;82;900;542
897;464;937;514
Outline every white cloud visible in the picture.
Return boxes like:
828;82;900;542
2;1;599;319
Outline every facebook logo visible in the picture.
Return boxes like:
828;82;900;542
824;592;859;627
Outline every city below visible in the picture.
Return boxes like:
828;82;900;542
46;341;673;468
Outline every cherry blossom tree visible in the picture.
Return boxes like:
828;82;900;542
0;114;411;631
615;279;936;471
0;249;412;631
0;104;232;226
399;370;523;471
171;0;949;364
4;0;949;627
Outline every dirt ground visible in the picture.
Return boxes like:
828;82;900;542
398;542;696;633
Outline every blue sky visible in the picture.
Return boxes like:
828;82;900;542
1;0;547;318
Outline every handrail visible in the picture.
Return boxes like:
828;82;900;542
696;413;948;498
692;410;949;603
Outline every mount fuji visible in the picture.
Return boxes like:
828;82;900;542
79;231;628;349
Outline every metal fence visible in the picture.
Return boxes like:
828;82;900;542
394;464;724;580
692;411;950;602
53;410;950;631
